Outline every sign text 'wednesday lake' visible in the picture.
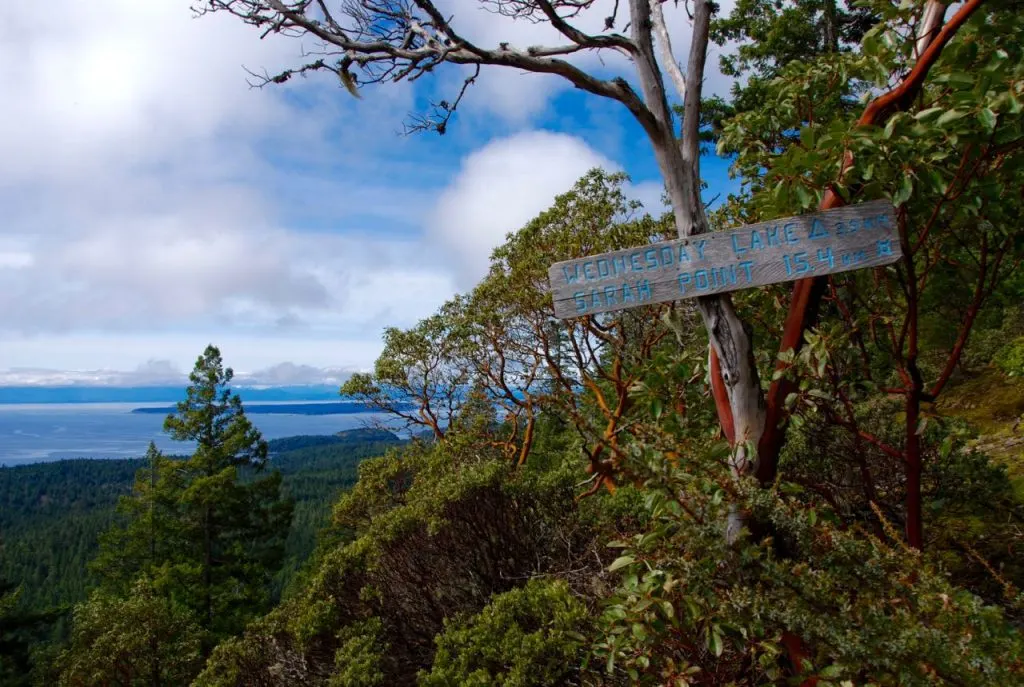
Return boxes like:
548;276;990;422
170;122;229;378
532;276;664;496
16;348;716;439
547;199;901;319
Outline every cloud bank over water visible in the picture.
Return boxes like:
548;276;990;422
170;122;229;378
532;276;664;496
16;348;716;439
0;0;736;377
0;361;354;388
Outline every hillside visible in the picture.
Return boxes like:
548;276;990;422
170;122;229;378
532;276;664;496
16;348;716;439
0;429;403;622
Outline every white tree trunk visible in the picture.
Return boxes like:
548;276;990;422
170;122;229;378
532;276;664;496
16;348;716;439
629;0;765;542
917;2;948;58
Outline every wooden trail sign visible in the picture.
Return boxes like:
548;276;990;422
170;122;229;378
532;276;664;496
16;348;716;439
548;199;901;319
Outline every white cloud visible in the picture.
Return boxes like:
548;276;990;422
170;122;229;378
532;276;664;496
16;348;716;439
428;130;667;287
0;0;731;381
428;131;613;286
0;359;355;387
0;359;185;387
0;332;384;380
0;1;298;185
0;0;450;354
0;180;458;335
235;362;353;386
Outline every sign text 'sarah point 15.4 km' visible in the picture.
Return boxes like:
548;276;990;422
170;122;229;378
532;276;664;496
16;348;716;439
547;199;901;319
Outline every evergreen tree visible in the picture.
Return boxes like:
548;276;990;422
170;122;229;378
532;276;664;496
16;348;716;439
90;443;184;593
91;345;294;650
161;345;293;641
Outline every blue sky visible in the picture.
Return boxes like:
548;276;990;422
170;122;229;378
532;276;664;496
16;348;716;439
0;0;739;386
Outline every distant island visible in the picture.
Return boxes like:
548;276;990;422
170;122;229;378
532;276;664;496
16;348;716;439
267;428;404;453
131;402;412;416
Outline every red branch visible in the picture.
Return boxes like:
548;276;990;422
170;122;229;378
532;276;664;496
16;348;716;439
710;348;736;444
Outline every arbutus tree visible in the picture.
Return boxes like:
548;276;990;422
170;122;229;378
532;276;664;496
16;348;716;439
752;0;992;550
201;0;765;535
463;170;680;486
199;0;994;551
341;305;473;442
349;170;687;491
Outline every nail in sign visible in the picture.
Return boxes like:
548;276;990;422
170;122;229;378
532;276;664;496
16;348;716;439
547;199;901;319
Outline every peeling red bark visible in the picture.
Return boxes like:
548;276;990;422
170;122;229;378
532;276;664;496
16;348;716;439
781;631;819;686
710;348;736;444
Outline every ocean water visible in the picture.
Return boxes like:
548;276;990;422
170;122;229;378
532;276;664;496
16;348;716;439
0;402;396;466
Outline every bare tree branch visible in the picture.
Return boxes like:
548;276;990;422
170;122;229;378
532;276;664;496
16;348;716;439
534;0;632;50
403;64;480;135
916;2;948;58
483;0;635;51
650;0;686;102
199;0;659;135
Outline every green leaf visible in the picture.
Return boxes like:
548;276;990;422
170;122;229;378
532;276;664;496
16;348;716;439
935;72;974;87
977;108;997;132
893;174;913;205
820;665;844;678
926;169;949;195
709;628;724;657
685;598;700;620
936;109;968;127
609;555;635;572
883;116;899;139
794;184;813;209
772;179;787;202
1007;92;1022;114
650;397;663;419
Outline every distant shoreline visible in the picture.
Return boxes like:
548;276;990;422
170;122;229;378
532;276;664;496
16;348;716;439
131;402;406;416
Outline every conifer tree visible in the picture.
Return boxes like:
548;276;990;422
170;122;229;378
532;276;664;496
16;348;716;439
91;443;185;592
160;345;293;642
90;345;293;654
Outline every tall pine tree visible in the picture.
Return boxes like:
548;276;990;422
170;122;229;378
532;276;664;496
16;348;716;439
161;345;293;642
90;345;293;653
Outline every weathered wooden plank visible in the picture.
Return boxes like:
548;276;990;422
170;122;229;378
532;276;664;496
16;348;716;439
547;199;901;319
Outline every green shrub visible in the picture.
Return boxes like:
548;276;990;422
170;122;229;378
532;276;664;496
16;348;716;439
328;619;388;687
995;337;1024;377
419;579;590;687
